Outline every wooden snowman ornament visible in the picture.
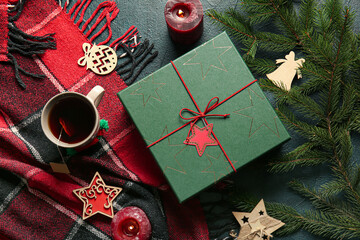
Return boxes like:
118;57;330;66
266;51;305;91
78;43;117;75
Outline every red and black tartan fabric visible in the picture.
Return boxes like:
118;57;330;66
0;0;210;239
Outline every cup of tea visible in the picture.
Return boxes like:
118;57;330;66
41;85;105;148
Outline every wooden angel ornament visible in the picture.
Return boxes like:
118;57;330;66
266;51;305;91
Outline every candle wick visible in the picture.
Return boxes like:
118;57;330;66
177;9;185;18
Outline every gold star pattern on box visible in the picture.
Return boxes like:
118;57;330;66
145;125;184;147
130;75;165;107
232;199;285;240
146;125;188;175
201;152;238;182
233;88;280;138
183;39;232;80
73;172;122;220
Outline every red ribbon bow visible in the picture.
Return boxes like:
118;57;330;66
180;97;230;142
180;96;230;122
147;61;258;172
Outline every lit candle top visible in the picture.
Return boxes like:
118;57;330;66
164;0;203;31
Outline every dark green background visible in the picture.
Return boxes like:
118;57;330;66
82;0;360;239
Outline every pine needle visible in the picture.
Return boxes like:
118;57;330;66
208;0;360;239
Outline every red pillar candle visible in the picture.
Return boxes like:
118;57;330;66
164;0;204;45
111;206;152;240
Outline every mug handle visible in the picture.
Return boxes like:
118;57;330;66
87;85;105;107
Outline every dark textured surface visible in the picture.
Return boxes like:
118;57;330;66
88;0;360;239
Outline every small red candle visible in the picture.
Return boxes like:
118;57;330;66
111;206;151;240
164;0;204;45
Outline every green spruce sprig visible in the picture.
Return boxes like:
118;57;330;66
208;0;360;239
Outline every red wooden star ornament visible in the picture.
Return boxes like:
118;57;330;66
184;123;218;156
73;172;122;220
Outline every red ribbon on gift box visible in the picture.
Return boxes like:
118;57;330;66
180;96;230;142
147;61;257;172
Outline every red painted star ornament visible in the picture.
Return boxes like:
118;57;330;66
184;123;218;156
73;172;122;220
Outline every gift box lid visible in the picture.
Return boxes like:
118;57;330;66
118;32;290;202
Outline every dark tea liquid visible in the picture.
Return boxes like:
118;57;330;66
48;96;96;144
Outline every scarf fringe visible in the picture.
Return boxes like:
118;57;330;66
6;0;57;89
116;39;158;85
63;0;158;85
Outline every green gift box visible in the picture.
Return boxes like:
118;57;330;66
118;32;290;202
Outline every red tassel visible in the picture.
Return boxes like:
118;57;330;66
68;0;81;17
0;0;9;62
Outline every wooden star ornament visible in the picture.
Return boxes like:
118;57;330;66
184;123;218;156
232;199;285;240
73;172;122;220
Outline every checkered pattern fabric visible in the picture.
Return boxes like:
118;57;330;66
0;0;210;239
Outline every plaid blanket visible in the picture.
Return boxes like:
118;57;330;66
0;0;210;239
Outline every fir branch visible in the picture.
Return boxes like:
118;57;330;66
289;180;358;220
325;7;351;116
208;0;360;239
255;0;301;41
299;0;317;31
260;79;327;121
301;210;360;239
207;9;254;40
319;179;347;198
353;166;360;188
269;150;328;173
207;3;298;58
